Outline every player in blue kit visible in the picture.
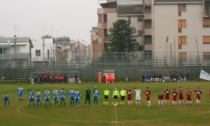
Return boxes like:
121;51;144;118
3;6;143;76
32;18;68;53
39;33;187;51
60;88;65;106
53;89;59;106
28;90;35;106
3;94;9;107
45;89;51;106
36;90;42;106
69;89;75;105
75;89;80;107
18;86;24;102
93;88;99;106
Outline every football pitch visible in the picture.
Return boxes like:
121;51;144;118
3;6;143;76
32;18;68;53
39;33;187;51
0;81;210;126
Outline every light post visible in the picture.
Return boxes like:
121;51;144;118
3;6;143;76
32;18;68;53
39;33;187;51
53;38;57;76
170;42;172;66
78;41;80;69
173;38;176;66
165;36;168;66
14;35;16;54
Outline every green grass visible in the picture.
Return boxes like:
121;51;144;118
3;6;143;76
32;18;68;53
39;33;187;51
0;82;210;126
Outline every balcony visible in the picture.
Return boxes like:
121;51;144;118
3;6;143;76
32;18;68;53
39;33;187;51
0;53;30;60
144;14;152;20
118;0;143;5
144;44;152;51
144;0;152;5
144;29;152;35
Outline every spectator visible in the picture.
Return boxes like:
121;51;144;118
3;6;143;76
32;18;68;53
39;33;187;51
64;74;68;84
186;73;190;81
3;94;9;107
75;73;78;83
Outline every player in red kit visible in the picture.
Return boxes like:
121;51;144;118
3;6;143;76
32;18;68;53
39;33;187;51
158;93;164;106
145;87;151;106
186;88;192;105
172;89;178;106
194;87;202;105
127;88;132;105
164;87;170;105
178;87;184;105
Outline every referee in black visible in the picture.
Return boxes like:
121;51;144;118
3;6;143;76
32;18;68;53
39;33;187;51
85;87;91;105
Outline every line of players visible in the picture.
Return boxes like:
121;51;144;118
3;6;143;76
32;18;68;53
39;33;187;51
27;88;83;107
158;86;203;106
16;87;99;107
3;86;210;107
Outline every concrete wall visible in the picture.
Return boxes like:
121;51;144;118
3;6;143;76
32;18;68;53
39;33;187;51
31;38;54;61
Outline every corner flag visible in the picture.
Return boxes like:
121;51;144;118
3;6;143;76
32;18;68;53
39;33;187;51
199;70;210;81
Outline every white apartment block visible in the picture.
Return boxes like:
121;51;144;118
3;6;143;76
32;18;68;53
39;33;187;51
0;36;33;68
153;0;210;65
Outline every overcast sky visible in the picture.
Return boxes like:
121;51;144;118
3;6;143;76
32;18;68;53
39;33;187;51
0;0;100;44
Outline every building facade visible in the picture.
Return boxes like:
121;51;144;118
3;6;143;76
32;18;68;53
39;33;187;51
31;35;71;67
0;36;33;68
153;0;210;65
92;0;210;65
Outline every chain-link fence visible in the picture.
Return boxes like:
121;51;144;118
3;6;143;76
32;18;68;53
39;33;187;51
0;51;210;81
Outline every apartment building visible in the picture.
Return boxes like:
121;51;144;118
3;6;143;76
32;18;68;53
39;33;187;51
31;35;71;67
153;0;210;65
92;0;210;65
0;36;33;68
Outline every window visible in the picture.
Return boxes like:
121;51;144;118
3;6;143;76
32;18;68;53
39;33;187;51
144;51;152;60
36;50;41;56
178;20;186;32
203;36;210;44
178;4;186;16
104;14;107;23
203;18;210;27
178;52;187;61
178;20;186;28
203;52;210;60
0;48;5;54
178;36;187;49
138;30;143;36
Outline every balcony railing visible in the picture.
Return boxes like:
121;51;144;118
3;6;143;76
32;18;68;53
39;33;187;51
144;44;152;50
0;53;30;60
144;14;152;20
144;29;152;35
144;0;152;5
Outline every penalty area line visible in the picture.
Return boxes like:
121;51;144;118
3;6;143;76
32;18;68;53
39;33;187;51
17;106;210;124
